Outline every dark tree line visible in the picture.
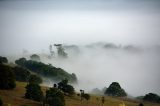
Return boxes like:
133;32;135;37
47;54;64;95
12;66;31;82
143;93;160;103
15;58;77;83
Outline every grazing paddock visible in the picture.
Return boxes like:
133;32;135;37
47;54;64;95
0;82;159;106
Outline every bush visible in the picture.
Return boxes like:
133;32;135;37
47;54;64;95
25;83;43;102
46;88;65;106
0;64;16;89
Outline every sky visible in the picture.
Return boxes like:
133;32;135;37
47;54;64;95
0;0;160;96
0;0;160;54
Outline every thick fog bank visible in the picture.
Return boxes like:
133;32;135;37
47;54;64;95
36;44;160;97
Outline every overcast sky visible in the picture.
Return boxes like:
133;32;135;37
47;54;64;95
0;0;160;54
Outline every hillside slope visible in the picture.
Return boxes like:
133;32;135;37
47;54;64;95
0;82;160;106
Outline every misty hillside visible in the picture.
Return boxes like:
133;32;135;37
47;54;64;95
0;0;160;106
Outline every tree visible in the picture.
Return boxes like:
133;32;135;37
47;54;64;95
54;44;68;58
105;82;127;97
29;74;42;84
25;83;43;102
15;57;27;66
58;79;75;95
46;88;65;106
0;64;16;89
30;54;40;62
0;56;8;64
143;93;160;103
12;66;31;82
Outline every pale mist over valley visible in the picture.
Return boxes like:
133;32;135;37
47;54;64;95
0;0;160;98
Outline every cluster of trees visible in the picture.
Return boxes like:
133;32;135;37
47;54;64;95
12;66;42;84
0;56;43;90
15;58;77;83
12;66;31;82
49;44;68;58
143;93;160;103
104;82;127;97
58;79;75;95
45;87;65;106
54;44;68;58
25;79;75;106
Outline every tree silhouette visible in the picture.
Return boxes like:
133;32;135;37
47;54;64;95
0;64;16;89
105;82;127;97
25;83;43;102
46;88;65;106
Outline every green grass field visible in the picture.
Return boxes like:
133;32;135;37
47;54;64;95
0;81;159;106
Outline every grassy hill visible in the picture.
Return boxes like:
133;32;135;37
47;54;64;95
0;82;160;106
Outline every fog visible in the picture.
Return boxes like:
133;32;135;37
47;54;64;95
0;0;160;97
37;44;160;97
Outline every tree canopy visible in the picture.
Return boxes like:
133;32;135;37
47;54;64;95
46;88;65;106
58;79;75;96
28;74;42;84
0;64;16;89
25;83;43;102
0;56;8;64
12;66;31;82
15;58;77;83
105;82;127;97
30;54;40;62
143;93;160;103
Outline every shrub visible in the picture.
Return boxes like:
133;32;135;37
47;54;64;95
46;88;65;106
